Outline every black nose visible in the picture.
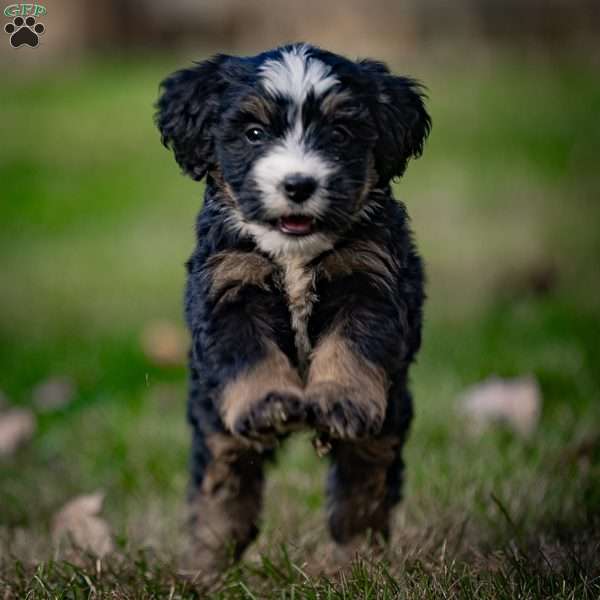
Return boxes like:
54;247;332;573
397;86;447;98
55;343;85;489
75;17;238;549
283;174;317;203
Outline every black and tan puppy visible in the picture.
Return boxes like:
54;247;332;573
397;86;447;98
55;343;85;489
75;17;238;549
156;43;430;570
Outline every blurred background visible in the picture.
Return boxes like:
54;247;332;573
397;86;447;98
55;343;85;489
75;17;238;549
1;0;599;593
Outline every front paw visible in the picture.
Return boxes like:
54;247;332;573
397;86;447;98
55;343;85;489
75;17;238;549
231;389;306;441
305;382;384;440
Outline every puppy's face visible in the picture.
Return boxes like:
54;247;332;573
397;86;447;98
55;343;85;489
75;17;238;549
157;44;430;257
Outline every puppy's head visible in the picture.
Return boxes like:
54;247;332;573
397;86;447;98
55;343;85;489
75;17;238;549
156;44;430;257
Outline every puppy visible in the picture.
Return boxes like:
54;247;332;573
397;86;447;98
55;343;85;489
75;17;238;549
155;43;430;570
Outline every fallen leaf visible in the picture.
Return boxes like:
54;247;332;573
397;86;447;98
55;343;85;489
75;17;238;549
32;376;76;412
140;320;188;367
0;409;36;456
459;375;542;437
52;491;114;557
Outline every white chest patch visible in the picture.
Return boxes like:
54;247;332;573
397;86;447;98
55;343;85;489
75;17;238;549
278;256;317;376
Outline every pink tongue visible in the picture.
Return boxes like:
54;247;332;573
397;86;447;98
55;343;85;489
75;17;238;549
279;216;313;235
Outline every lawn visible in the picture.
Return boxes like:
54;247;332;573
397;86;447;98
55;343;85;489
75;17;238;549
0;52;599;598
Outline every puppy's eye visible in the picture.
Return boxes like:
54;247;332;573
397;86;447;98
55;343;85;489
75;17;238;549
331;126;350;146
245;126;267;144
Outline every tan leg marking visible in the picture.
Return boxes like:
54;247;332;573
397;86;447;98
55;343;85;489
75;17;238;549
306;332;388;439
220;341;304;438
327;437;401;546
189;434;263;572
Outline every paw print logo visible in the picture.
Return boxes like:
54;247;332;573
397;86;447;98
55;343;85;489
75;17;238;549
4;16;45;48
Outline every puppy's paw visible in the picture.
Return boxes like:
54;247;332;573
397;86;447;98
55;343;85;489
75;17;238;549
305;382;384;440
231;389;306;441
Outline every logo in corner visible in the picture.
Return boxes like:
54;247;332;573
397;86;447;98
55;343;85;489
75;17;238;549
4;3;46;48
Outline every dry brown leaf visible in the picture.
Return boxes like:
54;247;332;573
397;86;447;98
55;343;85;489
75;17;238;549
0;409;36;456
140;320;188;367
32;376;76;412
459;375;542;437
52;491;114;557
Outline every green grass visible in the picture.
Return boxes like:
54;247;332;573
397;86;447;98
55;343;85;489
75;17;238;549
1;53;599;598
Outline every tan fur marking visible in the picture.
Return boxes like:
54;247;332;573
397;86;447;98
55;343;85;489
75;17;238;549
207;251;273;303
220;341;303;432
308;332;388;420
201;434;250;496
327;437;401;546
319;240;396;293
321;89;353;116
238;95;277;124
189;433;263;571
278;256;317;375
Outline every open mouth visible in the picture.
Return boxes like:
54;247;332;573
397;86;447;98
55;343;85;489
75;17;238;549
277;215;315;236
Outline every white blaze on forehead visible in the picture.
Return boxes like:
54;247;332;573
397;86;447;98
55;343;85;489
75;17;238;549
254;44;338;214
238;45;341;257
259;45;339;103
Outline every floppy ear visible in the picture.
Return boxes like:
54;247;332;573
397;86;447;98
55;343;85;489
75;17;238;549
155;55;229;181
358;59;431;183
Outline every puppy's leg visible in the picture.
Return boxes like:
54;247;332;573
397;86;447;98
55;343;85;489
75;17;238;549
306;239;423;441
305;331;388;439
199;250;306;441
220;340;305;441
326;437;403;552
188;430;268;572
185;250;304;572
